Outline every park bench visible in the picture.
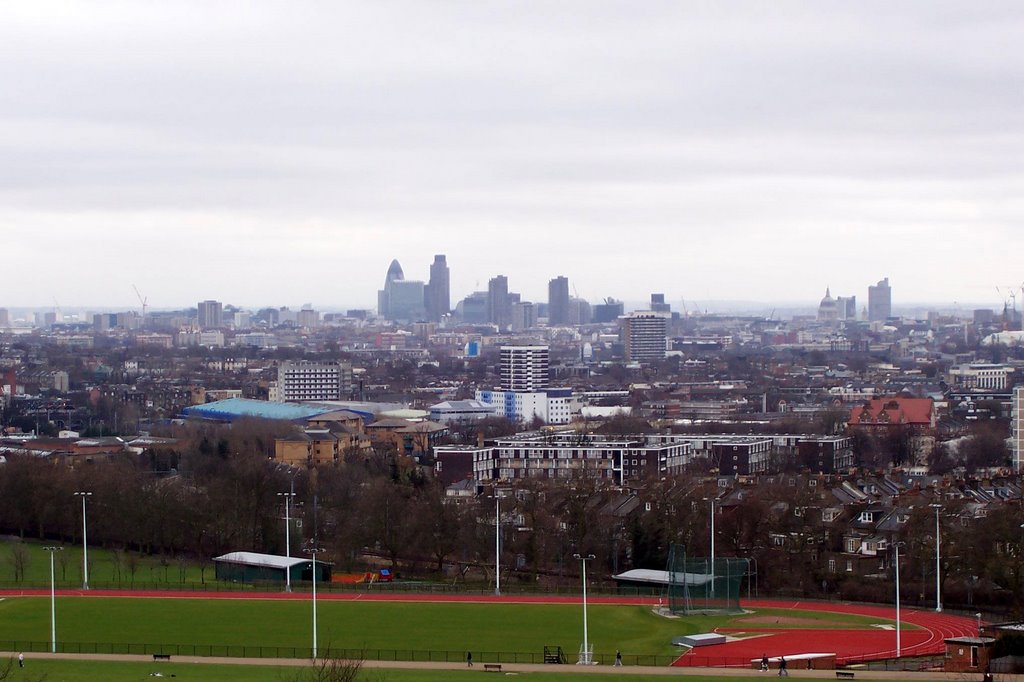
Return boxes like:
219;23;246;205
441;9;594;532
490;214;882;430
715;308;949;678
152;653;171;661
483;663;502;672
835;671;854;679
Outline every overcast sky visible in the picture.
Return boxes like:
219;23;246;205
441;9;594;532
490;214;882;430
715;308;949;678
2;1;1022;312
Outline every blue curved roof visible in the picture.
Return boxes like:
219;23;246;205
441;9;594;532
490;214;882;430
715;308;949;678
181;398;337;423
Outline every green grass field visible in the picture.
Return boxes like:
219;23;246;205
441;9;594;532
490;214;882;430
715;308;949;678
0;596;902;664
1;539;221;587
0;657;912;682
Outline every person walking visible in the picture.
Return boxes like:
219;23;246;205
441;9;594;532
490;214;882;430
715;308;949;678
615;650;622;667
466;651;473;667
778;656;788;677
761;654;769;672
18;653;24;668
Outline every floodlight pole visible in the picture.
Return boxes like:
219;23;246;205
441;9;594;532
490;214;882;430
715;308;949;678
573;553;595;664
74;492;92;590
930;503;942;612
43;546;63;653
894;542;904;658
704;496;716;598
306;545;323;660
494;493;501;597
278;491;296;592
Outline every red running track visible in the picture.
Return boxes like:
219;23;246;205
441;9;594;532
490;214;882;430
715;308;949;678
671;600;979;668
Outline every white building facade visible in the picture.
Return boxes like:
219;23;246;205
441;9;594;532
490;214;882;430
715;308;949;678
276;361;353;403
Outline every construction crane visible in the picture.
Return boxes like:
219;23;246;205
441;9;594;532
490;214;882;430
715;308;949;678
132;284;148;326
996;286;1018;311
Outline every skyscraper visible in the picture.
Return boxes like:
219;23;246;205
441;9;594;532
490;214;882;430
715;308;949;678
425;254;450;322
622;312;668;361
378;259;426;321
197;300;223;329
488;275;511;329
548;276;570;325
868;277;892;321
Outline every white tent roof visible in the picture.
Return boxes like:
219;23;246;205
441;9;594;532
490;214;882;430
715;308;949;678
613;568;712;586
213;551;310;569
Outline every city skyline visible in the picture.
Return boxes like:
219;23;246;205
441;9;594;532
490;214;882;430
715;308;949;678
3;265;1023;318
3;2;1022;307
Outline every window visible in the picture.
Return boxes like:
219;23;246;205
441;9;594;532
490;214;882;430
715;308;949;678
828;559;836;573
846;560;853;572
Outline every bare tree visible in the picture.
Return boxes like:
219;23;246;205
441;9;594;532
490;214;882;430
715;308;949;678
58;549;71;582
286;649;374;682
125;552;140;586
8;545;29;582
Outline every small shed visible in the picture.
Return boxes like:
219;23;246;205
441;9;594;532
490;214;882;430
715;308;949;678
213;551;332;584
944;637;996;673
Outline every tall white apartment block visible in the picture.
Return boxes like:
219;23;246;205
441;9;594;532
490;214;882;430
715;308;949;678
276;361;353;402
500;345;549;391
622;311;669;361
1013;385;1024;473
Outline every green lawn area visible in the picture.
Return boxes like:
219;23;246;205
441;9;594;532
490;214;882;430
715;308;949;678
0;657;912;682
0;539;222;588
0;596;903;665
0;597;687;661
727;608;917;630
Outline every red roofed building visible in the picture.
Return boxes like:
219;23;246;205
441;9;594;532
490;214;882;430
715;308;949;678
848;397;936;465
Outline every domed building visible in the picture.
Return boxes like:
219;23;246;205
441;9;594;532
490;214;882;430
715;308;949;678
817;287;839;324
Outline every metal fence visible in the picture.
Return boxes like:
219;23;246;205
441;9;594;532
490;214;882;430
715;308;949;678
0;640;681;666
0;579;666;598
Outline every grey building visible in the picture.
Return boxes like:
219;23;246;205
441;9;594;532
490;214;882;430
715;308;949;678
197;300;223;329
378;259;425;321
548;276;570;325
488;275;511;329
868;277;892;321
424;254;450;321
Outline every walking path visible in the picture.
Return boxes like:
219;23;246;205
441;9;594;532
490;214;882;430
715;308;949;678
0;651;991;679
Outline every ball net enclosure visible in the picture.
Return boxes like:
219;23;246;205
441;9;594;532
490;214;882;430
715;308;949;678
665;544;748;615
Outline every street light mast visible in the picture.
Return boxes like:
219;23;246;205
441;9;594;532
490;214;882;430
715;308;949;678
74;492;92;590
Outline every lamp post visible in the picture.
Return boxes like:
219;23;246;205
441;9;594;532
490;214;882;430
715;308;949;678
929;503;942;612
305;544;324;660
74;491;92;590
894;542;905;658
42;546;63;653
278;491;296;592
488;492;503;596
573;553;595;664
704;496;716;598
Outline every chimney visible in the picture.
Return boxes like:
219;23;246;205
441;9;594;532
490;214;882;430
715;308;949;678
477;431;485;448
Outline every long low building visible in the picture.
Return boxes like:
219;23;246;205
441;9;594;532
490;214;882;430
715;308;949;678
214;551;331;583
434;433;693;485
435;431;856;484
